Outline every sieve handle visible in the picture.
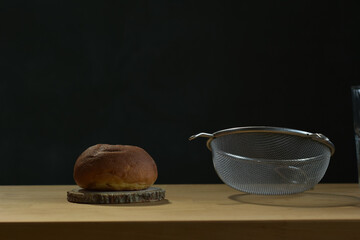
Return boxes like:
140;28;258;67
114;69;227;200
189;132;214;141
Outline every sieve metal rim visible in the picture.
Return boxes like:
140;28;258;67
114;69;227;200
189;126;335;156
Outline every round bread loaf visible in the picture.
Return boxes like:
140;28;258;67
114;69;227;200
73;144;158;191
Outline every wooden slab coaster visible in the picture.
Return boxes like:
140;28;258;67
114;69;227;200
67;187;165;204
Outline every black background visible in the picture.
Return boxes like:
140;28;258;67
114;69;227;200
0;1;359;185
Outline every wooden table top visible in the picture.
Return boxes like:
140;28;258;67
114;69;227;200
1;184;360;239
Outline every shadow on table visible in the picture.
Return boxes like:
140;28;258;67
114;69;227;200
228;193;360;208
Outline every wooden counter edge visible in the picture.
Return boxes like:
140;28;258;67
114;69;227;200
1;220;360;240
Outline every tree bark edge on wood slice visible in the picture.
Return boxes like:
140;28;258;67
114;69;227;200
67;187;166;204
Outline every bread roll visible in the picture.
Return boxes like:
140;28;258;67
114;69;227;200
73;144;158;191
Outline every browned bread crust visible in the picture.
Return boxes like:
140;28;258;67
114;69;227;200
74;144;158;190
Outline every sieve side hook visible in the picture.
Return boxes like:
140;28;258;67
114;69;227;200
189;133;214;141
307;133;335;155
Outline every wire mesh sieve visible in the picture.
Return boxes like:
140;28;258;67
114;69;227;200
189;126;335;195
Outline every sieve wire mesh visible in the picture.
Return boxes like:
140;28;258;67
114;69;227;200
210;132;331;195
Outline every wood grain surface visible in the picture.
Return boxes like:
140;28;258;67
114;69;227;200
1;184;360;239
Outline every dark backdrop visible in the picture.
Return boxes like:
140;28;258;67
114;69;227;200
0;0;359;185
